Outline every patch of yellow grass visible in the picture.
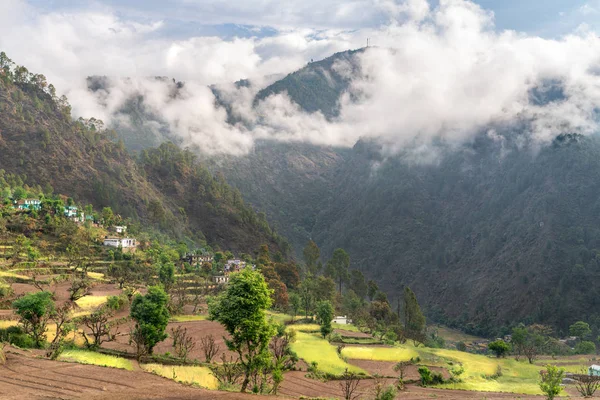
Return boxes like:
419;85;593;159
290;332;365;375
142;364;218;389
0;320;17;329
342;345;419;362
170;315;207;322
59;349;133;370
287;323;320;332
332;322;361;332
266;310;293;324
0;270;30;280
75;295;108;310
87;272;105;281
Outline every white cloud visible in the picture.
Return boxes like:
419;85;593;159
2;0;600;155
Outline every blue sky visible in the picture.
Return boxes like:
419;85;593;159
26;0;596;38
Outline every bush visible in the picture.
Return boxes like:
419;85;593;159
418;366;432;385
0;326;35;349
106;294;127;311
456;341;467;351
574;341;596;355
329;333;343;343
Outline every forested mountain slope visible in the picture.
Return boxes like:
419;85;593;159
0;53;286;255
77;48;600;334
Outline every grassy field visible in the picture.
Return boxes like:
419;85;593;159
290;332;364;375
75;295;108;311
170;315;207;322
332;322;361;332
59;349;133;370
0;270;30;280
266;310;293;324
287;323;320;333
434;326;483;344
142;364;218;389
342;345;419;362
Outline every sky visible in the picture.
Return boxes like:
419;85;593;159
2;0;600;156
24;0;596;37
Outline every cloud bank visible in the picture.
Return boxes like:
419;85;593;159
2;0;600;155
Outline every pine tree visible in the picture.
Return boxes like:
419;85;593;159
403;287;426;345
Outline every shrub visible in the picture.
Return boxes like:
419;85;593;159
329;333;343;343
539;365;565;400
0;326;35;348
418;366;432;385
106;295;127;311
488;340;510;358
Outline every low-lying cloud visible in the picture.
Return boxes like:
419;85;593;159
2;0;600;155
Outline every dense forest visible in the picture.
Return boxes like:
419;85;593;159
0;52;287;255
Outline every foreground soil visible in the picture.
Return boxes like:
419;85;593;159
0;349;577;399
0;351;268;400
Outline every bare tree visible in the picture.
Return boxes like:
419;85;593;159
339;368;362;400
394;360;412;390
269;329;297;370
68;279;91;302
573;373;600;398
78;307;123;349
171;326;196;362
129;327;148;361
200;334;220;363
46;302;74;360
209;353;243;386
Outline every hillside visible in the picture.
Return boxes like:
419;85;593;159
214;50;600;335
0;53;286;255
74;48;600;334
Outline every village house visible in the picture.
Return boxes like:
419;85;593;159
224;259;255;273
332;315;352;325
64;206;84;222
15;199;41;211
103;237;137;251
590;365;600;377
112;225;127;234
213;275;229;284
181;253;214;265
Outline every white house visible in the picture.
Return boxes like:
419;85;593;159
332;316;352;325
213;275;229;284
113;225;127;234
103;237;137;248
589;365;600;377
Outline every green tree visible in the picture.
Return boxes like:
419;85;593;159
367;280;379;301
539;365;565;400
303;240;321;275
158;261;175;291
316;300;334;338
130;286;170;358
325;248;350;294
348;269;367;299
488;340;510;358
208;268;276;392
569;321;592;341
288;292;302;322
574;341;596;355
13;291;55;347
403;287;426;345
101;207;115;227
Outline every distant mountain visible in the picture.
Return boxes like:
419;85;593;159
0;56;288;255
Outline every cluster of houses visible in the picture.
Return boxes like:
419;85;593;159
102;226;137;252
212;259;256;284
13;199;86;223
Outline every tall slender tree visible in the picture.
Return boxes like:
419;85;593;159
325;248;350;294
303;240;321;275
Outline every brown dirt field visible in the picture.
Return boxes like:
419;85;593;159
102;319;239;361
0;351;272;400
334;329;372;338
278;371;546;399
348;359;450;380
